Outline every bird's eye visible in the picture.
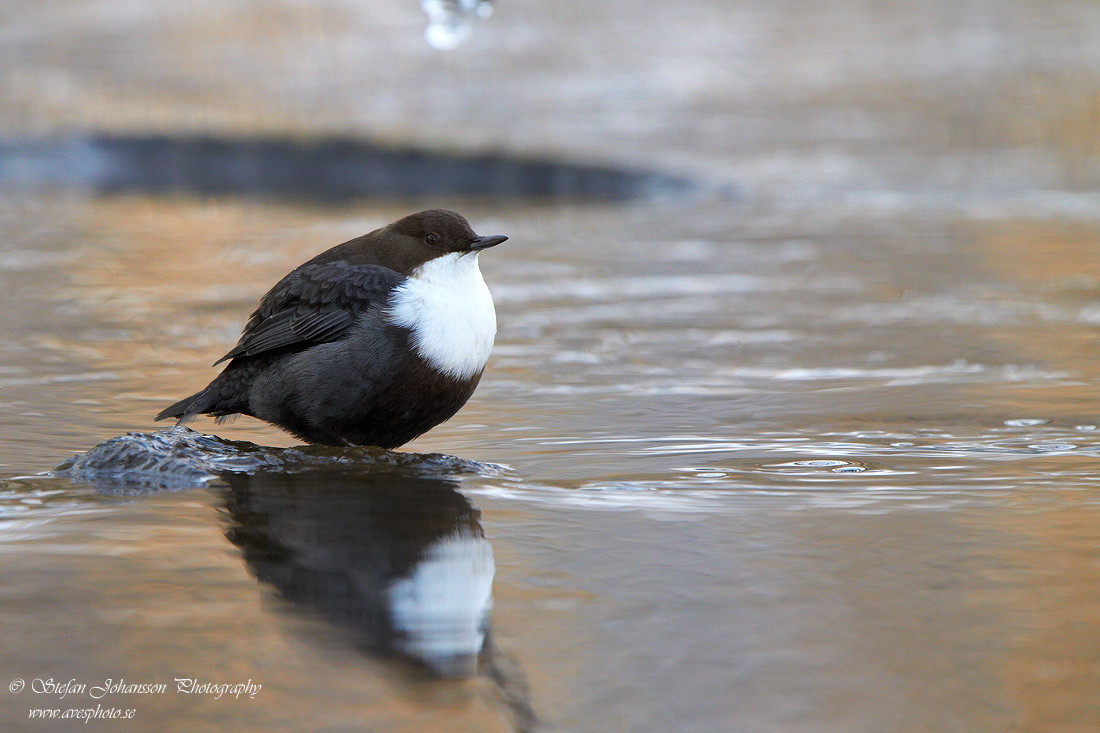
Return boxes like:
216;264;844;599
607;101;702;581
425;233;440;246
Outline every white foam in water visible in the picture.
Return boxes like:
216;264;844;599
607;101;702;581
421;0;494;50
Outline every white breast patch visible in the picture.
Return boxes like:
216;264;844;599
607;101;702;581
385;252;497;380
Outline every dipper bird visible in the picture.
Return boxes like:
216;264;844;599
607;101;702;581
156;209;506;448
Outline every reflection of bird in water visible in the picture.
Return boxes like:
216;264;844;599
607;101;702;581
218;464;537;731
220;468;492;677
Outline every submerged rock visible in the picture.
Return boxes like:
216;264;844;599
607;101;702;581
53;426;500;491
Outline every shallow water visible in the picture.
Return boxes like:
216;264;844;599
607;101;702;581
4;193;1100;731
4;0;1100;731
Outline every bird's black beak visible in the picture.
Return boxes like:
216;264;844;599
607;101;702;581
469;235;508;251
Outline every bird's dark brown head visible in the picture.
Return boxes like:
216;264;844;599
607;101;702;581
363;209;507;275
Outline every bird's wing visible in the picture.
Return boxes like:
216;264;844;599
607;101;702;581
214;262;404;365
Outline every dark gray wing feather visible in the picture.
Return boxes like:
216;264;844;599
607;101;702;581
214;262;404;365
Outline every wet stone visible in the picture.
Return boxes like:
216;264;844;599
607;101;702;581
52;426;501;492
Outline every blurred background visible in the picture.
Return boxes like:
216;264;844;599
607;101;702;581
4;0;1099;198
2;1;1100;731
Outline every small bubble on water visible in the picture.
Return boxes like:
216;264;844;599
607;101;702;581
1004;418;1049;427
1075;425;1097;432
890;442;914;447
789;460;847;467
832;466;866;473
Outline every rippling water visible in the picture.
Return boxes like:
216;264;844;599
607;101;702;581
2;193;1098;731
3;0;1100;731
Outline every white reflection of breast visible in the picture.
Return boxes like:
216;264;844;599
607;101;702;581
387;529;494;677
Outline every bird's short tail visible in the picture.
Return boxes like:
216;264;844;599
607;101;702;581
155;368;251;424
155;389;212;423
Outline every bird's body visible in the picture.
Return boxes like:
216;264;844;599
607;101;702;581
156;209;506;448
